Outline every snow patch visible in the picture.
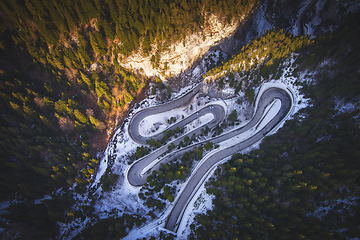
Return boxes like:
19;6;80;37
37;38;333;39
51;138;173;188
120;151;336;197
139;108;185;137
184;113;214;134
176;184;215;239
335;100;359;114
307;196;360;220
257;99;281;130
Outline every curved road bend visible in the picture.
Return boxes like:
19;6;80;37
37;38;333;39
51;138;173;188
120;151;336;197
128;88;290;186
129;84;202;144
165;88;291;231
127;85;291;231
128;104;225;186
124;2;308;233
126;87;292;231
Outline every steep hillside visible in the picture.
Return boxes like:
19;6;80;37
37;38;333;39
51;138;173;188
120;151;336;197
190;4;360;240
0;0;258;239
0;0;359;239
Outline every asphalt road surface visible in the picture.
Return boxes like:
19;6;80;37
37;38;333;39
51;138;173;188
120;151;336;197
165;88;291;231
126;84;292;231
127;103;225;186
129;84;203;144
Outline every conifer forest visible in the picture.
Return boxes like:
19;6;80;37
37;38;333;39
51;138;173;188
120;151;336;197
0;0;359;239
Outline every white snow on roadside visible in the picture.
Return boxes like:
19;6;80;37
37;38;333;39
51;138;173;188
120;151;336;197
184;113;214;133
256;99;281;131
221;87;235;95
176;184;215;239
138;88;222;138
92;82;203;189
172;54;314;240
168;87;290;240
217;97;280;151
91;123;140;189
273;53;312;115
91;153;109;188
59;80;223;238
139;107;190;137
131;82;199;117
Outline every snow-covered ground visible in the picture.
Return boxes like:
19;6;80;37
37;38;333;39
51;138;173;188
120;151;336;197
183;113;214;134
138;95;215;138
153;83;292;239
139;108;185;137
176;181;215;239
268;53;312;115
335;99;360;114
0;201;12;233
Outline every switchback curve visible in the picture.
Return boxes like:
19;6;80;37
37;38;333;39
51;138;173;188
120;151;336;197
126;84;292;232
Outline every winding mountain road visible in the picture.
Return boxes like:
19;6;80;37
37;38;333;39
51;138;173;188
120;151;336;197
129;84;203;145
128;102;225;186
121;2;313;235
126;84;292;232
165;88;291;231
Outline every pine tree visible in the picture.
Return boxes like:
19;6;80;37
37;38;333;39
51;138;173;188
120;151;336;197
39;115;54;128
100;18;115;41
94;30;107;55
64;9;77;32
80;71;94;90
77;47;92;69
89;32;101;55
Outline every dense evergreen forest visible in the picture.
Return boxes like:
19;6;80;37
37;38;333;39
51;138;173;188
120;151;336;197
190;10;360;240
0;0;257;238
1;0;359;238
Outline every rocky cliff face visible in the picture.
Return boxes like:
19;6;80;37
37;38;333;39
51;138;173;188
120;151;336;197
118;0;360;85
118;14;241;80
